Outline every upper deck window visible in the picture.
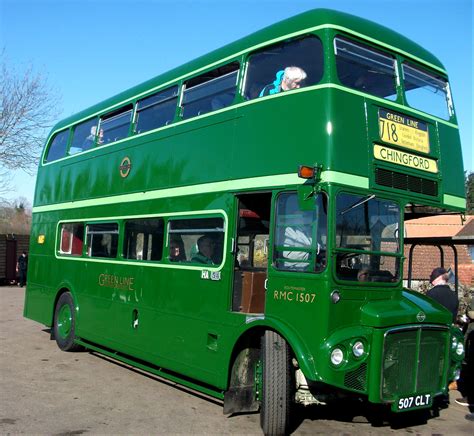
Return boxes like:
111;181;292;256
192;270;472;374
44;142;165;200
69;118;98;155
99;105;133;144
402;63;452;120
244;35;323;100
182;63;239;119
45;129;69;162
335;37;397;100
136;86;178;133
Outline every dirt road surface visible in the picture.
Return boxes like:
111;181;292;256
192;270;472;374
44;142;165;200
1;286;472;435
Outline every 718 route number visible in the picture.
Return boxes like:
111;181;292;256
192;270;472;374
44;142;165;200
398;394;431;410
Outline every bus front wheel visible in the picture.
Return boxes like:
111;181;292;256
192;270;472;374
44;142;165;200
53;292;81;352
260;330;292;436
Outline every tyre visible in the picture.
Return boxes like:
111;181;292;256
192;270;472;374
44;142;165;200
53;292;81;351
260;330;292;436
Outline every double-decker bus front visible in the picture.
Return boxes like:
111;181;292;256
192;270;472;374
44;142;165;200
255;18;465;433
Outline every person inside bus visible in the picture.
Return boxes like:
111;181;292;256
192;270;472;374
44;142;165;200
82;126;104;150
426;267;459;323
259;66;307;97
191;235;215;265
357;268;370;282
169;238;186;262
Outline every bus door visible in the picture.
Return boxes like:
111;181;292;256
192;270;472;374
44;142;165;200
231;193;271;314
265;190;328;320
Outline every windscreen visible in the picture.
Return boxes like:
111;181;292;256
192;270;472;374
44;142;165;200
335;193;401;283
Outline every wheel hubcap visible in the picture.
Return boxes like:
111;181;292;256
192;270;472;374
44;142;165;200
57;304;72;339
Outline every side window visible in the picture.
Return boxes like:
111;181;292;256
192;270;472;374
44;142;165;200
244;35;323;100
69;118;99;155
45;130;70;162
182;63;239;119
273;192;327;272
335;37;397;100
124;218;164;261
59;223;84;255
168;217;225;265
135;86;178;133
99;105;133;144
86;223;119;258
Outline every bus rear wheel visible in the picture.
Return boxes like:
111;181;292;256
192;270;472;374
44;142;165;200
53;292;81;352
260;330;292;436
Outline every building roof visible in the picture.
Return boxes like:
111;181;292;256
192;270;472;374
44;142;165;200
405;215;472;238
453;218;474;241
404;215;473;246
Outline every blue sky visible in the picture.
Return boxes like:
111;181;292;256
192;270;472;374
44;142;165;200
1;0;472;204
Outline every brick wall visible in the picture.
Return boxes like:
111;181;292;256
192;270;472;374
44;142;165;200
404;243;473;286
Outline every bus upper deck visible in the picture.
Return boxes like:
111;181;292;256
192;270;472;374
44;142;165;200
34;8;464;214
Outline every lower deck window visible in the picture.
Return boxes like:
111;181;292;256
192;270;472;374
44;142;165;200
59;223;84;255
86;223;119;258
168;217;225;265
124;218;164;261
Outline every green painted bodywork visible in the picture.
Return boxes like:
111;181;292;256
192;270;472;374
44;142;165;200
25;9;465;407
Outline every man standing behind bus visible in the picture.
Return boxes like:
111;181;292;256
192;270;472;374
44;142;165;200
426;267;459;322
259;66;307;97
16;251;28;287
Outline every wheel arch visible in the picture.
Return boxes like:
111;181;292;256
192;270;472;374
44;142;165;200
223;319;317;414
50;281;78;327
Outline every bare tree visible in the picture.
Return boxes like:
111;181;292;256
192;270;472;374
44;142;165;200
0;196;32;234
0;52;60;175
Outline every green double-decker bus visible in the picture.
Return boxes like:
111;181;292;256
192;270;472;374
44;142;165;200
24;9;466;435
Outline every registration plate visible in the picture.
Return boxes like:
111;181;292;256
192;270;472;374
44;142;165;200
379;109;430;153
394;393;432;412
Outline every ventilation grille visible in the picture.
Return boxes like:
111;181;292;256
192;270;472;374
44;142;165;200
375;168;438;197
344;362;367;392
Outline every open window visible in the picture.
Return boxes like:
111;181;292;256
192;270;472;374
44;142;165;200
86;223;119;258
99;105;133;144
335;36;397;100
243;35;323;100
181;62;239;119
135;86;179;133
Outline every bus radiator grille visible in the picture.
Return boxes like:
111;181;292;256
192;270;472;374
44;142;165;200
375;168;438;197
344;362;367;392
381;327;448;400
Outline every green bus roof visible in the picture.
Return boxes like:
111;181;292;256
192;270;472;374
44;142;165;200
52;8;446;132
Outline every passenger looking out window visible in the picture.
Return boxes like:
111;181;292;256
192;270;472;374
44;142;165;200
244;35;323;100
191;235;216;265
259;66;307;97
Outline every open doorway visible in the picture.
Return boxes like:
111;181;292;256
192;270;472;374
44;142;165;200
232;193;272;313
